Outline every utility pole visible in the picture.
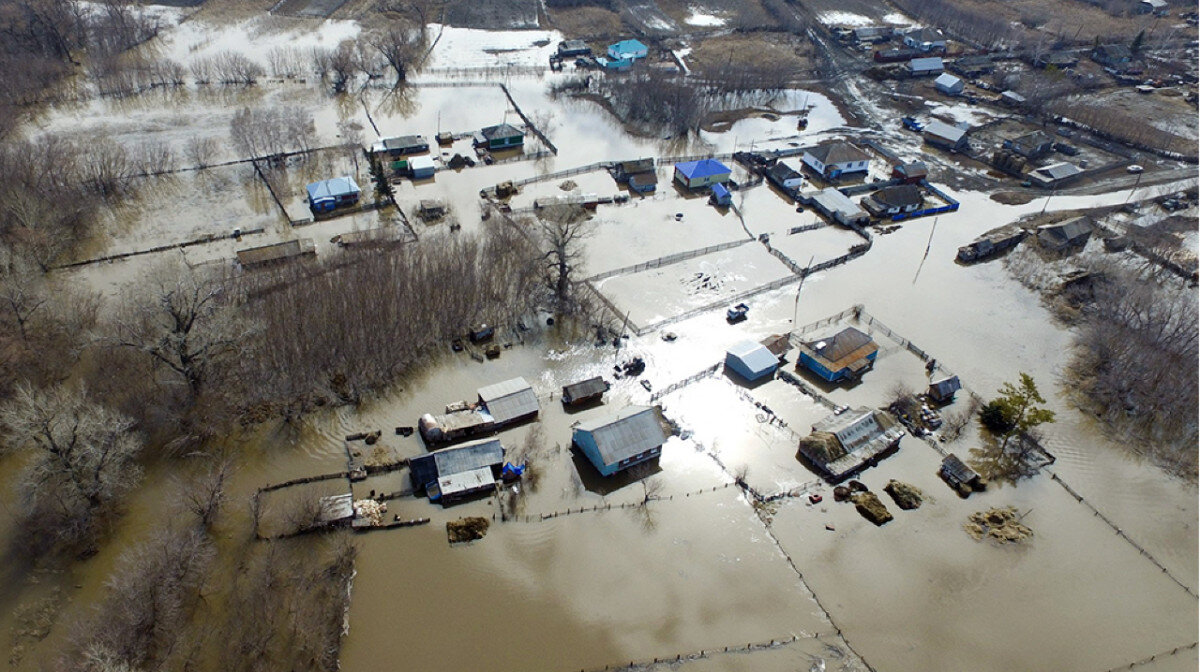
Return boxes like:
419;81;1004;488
1124;170;1143;204
792;255;816;327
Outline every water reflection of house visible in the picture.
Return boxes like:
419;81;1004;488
409;438;505;504
798;407;905;482
573;406;668;477
724;340;779;382
797;327;879;382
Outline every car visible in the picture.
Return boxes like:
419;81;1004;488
1127;164;1145;174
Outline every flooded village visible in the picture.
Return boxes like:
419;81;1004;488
0;0;1196;670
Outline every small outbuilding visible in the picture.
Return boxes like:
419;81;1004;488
561;376;609;407
808;187;870;226
558;40;591;57
370;135;428;158
710;182;732;206
409;438;505;502
478;377;539;427
573;406;668;477
797;327;879;383
999;90;1027;107
861;184;924;216
236;238;316;267
766;161;805;190
1003;131;1054;160
1029;162;1084;188
760;334;791;361
923;120;969;152
1037;216;1093;252
409;155;436;179
306;176;361;213
950;54;994;77
614;158;658;193
940;453;984;494
927;376;962;403
907;56;944;77
934;73;964;96
1135;0;1167;15
891;161;928;183
674;159;731;189
724;340;779;382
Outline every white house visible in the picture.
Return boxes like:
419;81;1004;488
934;73;964;96
902;27;947;52
802;141;871;178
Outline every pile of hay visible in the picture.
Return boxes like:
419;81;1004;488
964;506;1032;543
447;517;490;543
884;480;924;510
798;432;847;464
850;492;893;525
354;499;386;526
559;179;578;191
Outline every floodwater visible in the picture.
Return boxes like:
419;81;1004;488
5;10;1198;672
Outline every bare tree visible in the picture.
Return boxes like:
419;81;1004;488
175;457;232;532
369;24;426;86
629;462;663;506
536;204;594;313
184;135;218;169
0;384;143;550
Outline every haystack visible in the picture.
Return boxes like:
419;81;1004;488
884;480;924;510
850;492;893;525
797;432;846;464
447;517;490;543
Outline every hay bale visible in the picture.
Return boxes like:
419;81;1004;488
447;517;490;543
559;179;578;191
884;479;924;510
964;506;1032;544
799;431;846;463
833;485;851;501
850;492;893;525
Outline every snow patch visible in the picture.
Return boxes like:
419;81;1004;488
882;13;917;26
423;24;562;68
685;8;728;27
817;11;872;27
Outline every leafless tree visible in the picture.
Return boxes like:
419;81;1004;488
369;24;426;85
536;204;595;313
184;135;218;169
629;462;663;505
175;456;232;532
0;384;143;551
229;106;315;160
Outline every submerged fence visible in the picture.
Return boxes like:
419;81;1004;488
586;239;753;283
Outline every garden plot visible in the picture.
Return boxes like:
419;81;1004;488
596;243;794;329
579;195;751;278
422;24;559;68
761;225;865;267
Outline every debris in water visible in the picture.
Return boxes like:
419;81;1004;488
883;479;924;510
965;506;1033;543
354;499;387;526
850;491;893;525
559;179;578;191
447;517;490;543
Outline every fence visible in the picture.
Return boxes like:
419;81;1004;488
586;239;753;282
655;152;735;166
511;160;611;187
54;227;267;270
649;362;722;402
634;274;801;336
788;222;827;234
499;82;557;155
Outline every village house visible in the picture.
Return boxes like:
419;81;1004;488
478;377;540;428
1029;161;1084;188
673;158;731;189
236;238;316;268
927;376;962;404
369;135;428;159
557;40;591;57
474;123;524;150
1034;51;1079;70
724;340;779;383
766;161;805;190
561;377;609;407
1037;216;1093;252
808;187;870;226
408;155;436;179
607;39;648;61
797;326;879;383
901;27;947;52
573;406;669;477
1003;131;1054;160
306;176;361;214
1091;44;1133;68
797;407;905;482
934;73;964;96
907;56;945;77
891;161;928;184
861;184;924;217
614;158;658;193
802;141;871;178
408;438;506;503
922;120;970;152
999;90;1027;107
940;453;984;493
710;182;732;206
949;54;994;77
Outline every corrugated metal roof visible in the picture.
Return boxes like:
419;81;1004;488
318;493;354;522
576;406;667;466
934;73;961;89
908;56;944;72
924;119;966;143
433;438;504;476
305;176;360;201
807;141;870;166
941;453;979;482
478;377;539;424
437;466;496;497
563;376;608;402
812;187;867;218
726;340;779;377
929;376;961;399
806;327;877;369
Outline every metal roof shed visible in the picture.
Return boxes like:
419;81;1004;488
478;377;539;425
409;438;505;492
725;340;779;382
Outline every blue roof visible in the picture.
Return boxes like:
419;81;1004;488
609;39;647;54
675;158;730;180
306;176;360;202
711;183;731;198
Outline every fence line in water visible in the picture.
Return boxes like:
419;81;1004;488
1097;641;1198;672
578;631;853;672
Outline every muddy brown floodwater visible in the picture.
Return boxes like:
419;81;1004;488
3;12;1196;672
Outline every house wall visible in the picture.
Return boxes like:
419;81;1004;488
799;353;839;382
675;168;729;189
573;429;660;476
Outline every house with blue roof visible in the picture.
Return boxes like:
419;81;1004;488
306;176;361;214
607;39;648;62
673;158;731;189
710;182;732;206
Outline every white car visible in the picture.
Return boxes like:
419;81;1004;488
1127;164;1145;174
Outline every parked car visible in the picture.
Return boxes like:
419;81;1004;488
1127;164;1145;174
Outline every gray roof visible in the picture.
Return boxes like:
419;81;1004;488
869;184;923;208
562;376;608;401
767;161;803;182
924;119;967;144
908;57;944;72
1001;90;1027;102
1034;162;1083;181
1038;216;1092;243
576;406;667;466
481;123;524;140
941;453;979;482
893;161;927;177
433;438;505;476
905;26;946;42
381;135;427;151
807;141;871;166
934;73;962;89
812;187;868;218
929;375;961;399
478;377;539;424
726;340;779;376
